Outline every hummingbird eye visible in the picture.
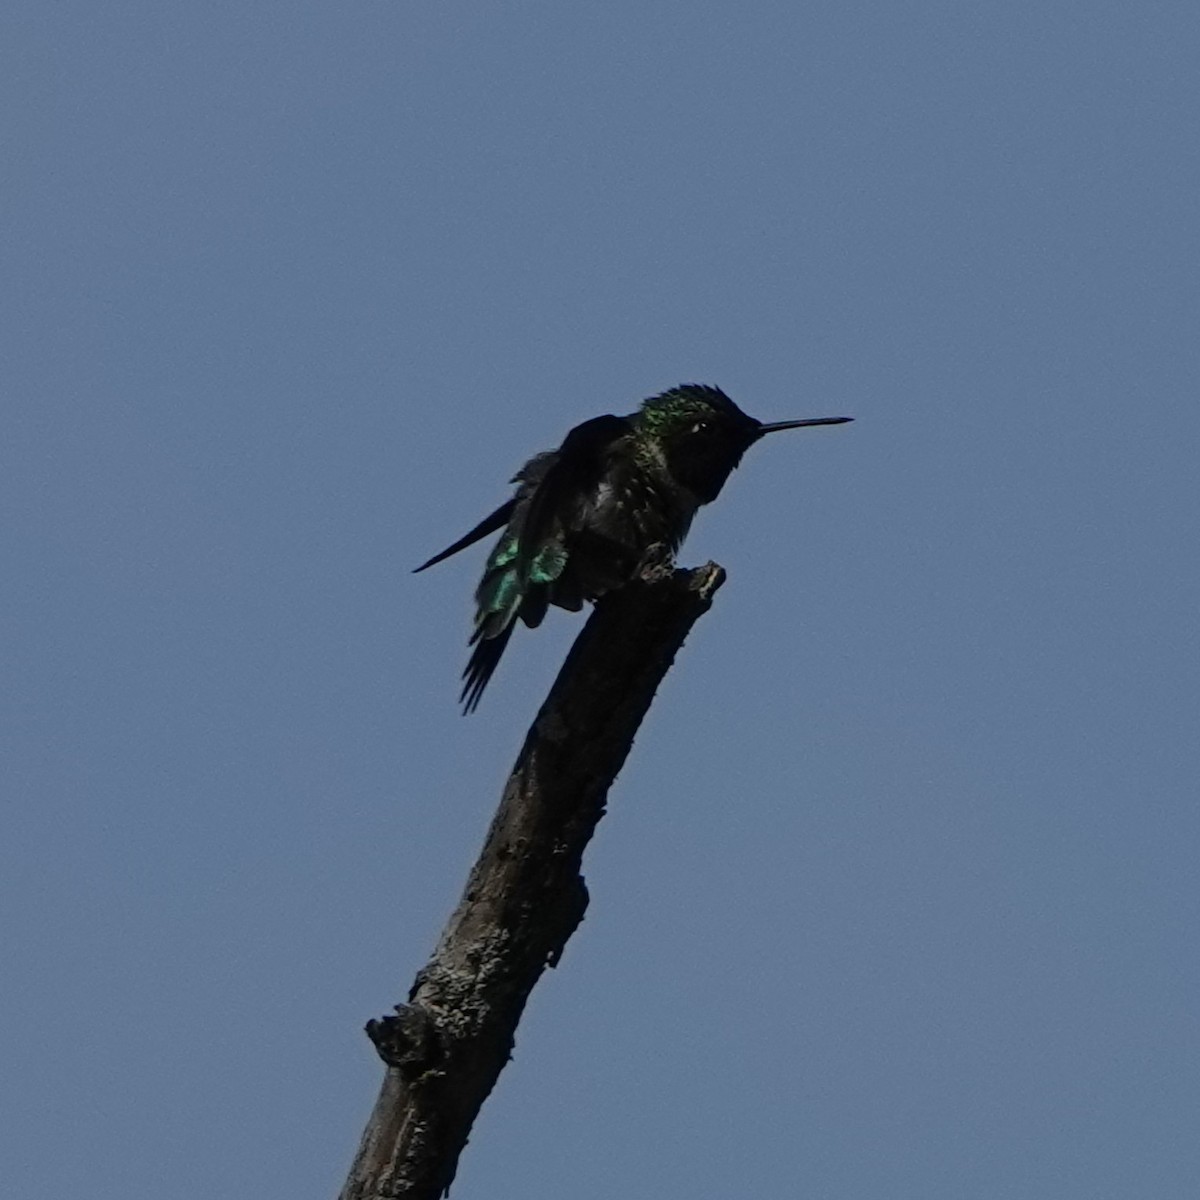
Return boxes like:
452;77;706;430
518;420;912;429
690;421;710;434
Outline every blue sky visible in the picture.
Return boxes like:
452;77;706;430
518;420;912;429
4;3;1198;1197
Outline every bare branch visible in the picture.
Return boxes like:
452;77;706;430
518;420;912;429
339;563;726;1200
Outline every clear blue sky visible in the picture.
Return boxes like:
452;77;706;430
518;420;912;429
4;3;1198;1197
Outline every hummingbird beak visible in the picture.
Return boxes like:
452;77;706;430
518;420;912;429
756;416;853;437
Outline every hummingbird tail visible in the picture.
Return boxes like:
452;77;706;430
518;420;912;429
460;622;515;714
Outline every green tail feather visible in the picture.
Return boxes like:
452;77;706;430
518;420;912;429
476;536;568;627
464;535;571;712
529;542;567;585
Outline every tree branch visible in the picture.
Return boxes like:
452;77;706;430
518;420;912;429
338;562;727;1200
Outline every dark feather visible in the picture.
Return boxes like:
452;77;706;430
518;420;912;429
460;621;515;714
413;499;517;573
519;587;550;629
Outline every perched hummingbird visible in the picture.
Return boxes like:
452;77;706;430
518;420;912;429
416;383;852;712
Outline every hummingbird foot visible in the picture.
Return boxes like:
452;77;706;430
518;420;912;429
636;541;676;583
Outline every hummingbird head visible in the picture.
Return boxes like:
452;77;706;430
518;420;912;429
636;383;852;503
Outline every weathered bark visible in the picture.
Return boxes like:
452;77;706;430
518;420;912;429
339;562;726;1200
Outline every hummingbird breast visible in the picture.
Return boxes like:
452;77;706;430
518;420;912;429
563;460;697;596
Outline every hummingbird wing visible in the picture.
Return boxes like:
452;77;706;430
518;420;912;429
412;499;517;573
512;414;632;590
460;414;632;713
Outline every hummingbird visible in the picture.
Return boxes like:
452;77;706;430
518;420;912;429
415;383;852;712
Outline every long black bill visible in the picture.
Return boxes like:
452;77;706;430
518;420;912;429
758;416;854;435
